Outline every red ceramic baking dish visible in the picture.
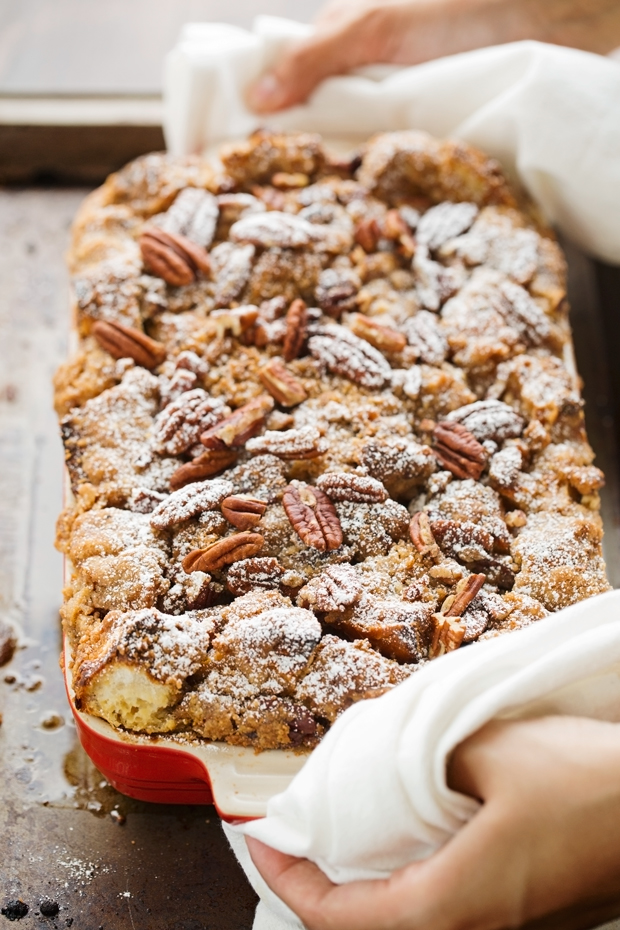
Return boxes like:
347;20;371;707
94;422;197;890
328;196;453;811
64;636;307;820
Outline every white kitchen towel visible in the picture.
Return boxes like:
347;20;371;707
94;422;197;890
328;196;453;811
163;17;620;263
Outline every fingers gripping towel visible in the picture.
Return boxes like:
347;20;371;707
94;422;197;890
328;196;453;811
164;17;620;262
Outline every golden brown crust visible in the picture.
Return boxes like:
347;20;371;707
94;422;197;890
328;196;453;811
55;129;609;750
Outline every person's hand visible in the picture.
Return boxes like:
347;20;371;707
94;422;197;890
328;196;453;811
247;0;620;113
247;716;620;930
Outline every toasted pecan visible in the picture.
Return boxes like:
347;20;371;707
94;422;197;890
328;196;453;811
221;495;267;530
91;320;166;369
140;227;211;286
444;573;486;617
258;359;307;407
154;390;228;456
429;615;466;658
246;426;327;460
433;421;487;480
283;299;308;362
283;483;343;551
349;314;407;354
170;449;238;491
315;472;388;504
409;512;440;559
226;557;284;596
200;395;274;450
354;217;381;253
182;533;265;573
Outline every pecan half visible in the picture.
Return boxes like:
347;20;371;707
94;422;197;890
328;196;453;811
381;210;416;258
200;395;274;450
153;390;229;456
258;359;307;407
221;495;267;530
212;242;255;308
308;327;391;390
230;211;315;249
433;421;487;480
430;519;495;563
183;533;265;573
169;448;238;491
226;557;284;596
414;246;461;311
246;426;327;460
92;320;167;369
402;311;448;365
156;187;219;248
283;299;308;362
409;512;440;559
354;218;381;253
159;368;198;407
382;209;410;240
298;564;362;612
283;483;343;551
429;615;466;658
315;472;388;503
445;399;524;443
151;477;233;529
443;573;486;617
417;202;478;251
349;314;406;354
315;268;359;317
128;486;167;514
140;227;211;286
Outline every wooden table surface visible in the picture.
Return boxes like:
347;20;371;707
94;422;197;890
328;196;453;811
0;187;619;928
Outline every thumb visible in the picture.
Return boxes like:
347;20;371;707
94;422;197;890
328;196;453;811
247;30;364;113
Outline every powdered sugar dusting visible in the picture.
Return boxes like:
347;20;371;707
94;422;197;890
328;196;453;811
150;478;233;529
108;607;216;686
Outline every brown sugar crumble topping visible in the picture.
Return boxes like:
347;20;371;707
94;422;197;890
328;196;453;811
54;129;610;751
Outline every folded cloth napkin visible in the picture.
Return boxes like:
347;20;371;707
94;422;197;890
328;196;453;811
164;16;620;263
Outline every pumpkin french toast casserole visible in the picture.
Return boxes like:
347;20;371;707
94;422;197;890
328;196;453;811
54;129;610;750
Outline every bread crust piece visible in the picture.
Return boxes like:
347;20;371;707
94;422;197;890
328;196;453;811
55;129;610;750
